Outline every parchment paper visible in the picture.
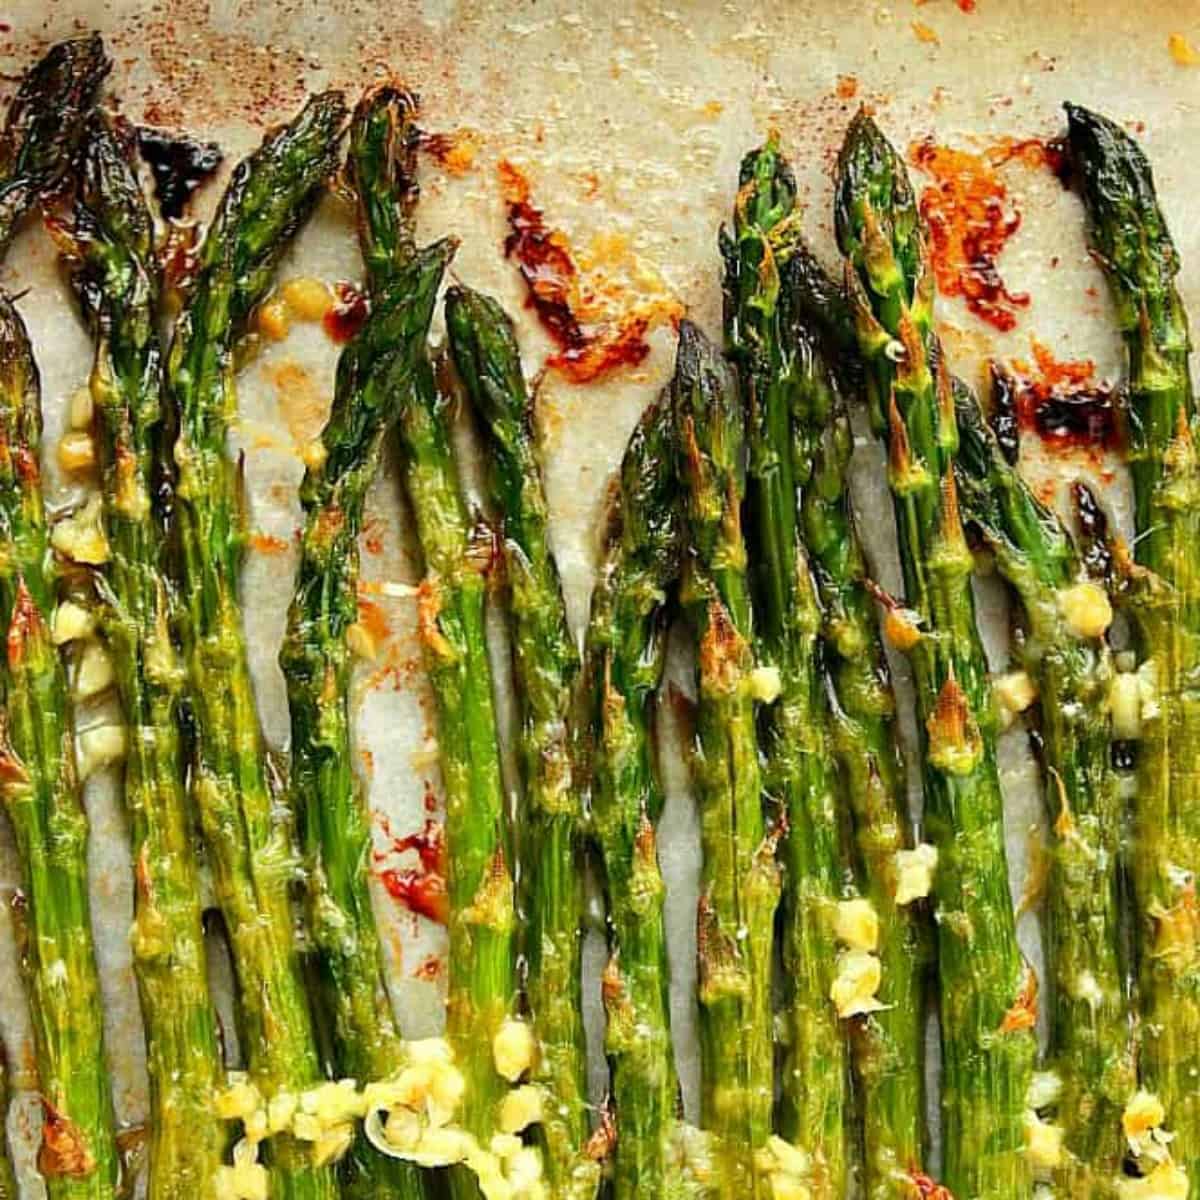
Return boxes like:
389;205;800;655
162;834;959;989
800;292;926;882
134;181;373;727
1;1;1197;1193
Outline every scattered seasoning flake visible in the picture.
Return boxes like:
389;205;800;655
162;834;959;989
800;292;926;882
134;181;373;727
909;136;1066;330
912;21;940;44
497;158;682;384
957;0;977;11
420;128;480;175
1168;32;1200;65
323;281;369;344
995;341;1119;456
836;74;859;99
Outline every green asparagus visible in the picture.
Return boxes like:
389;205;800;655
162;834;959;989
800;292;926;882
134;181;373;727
0;293;119;1199
953;369;1131;1194
0;33;109;255
581;395;682;1198
446;285;598;1199
0;1045;14;1200
0;34;116;1200
165;91;345;1200
58;111;227;1200
720;138;848;1197
673;319;778;1199
280;86;450;1200
1067;102;1200;1193
835;110;1036;1200
394;346;513;1200
782;261;931;1198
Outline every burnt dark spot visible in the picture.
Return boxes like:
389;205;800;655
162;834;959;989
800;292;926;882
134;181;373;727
136;126;222;219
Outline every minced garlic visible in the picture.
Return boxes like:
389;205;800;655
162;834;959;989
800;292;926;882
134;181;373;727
894;843;938;905
52;600;96;645
1025;1112;1064;1171
834;898;879;952
830;950;885;1018
747;665;782;703
492;1019;535;1082
1058;581;1113;639
51;495;110;565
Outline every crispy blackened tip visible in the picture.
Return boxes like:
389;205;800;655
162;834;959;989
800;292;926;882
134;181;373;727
987;361;1021;466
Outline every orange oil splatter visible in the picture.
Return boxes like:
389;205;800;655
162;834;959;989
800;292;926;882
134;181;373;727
908;137;1068;331
497;159;681;383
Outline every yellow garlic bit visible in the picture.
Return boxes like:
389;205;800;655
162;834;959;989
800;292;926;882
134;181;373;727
52;601;96;645
1058;581;1113;639
894;843;937;905
51;494;110;565
833;898;879;952
1024;1112;1064;1172
747;665;781;702
493;1018;535;1081
830;950;885;1018
280;277;335;322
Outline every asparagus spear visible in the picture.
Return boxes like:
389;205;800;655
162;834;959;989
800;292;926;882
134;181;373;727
0;1046;14;1200
55;111;227;1200
446;286;599;1198
673;320;778;1199
835;111;1036;1200
953;370;1131;1193
393;338;514;1200
782;295;931;1197
720;139;848;1196
1067;103;1200;1190
0;292;119;1199
580;395;682;1198
280;86;450;1200
0;33;109;255
165;91;345;1200
0;35;115;1200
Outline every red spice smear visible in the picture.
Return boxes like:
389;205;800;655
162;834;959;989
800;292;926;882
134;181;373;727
909;1172;954;1200
957;0;976;11
908;137;1066;331
412;954;443;981
498;159;670;384
376;816;448;925
356;597;391;648
323;280;369;344
996;340;1118;455
248;531;289;555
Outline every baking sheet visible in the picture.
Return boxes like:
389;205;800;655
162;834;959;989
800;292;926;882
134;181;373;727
1;0;1198;1193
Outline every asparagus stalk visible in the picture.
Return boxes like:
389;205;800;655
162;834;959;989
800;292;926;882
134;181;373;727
672;320;778;1199
0;1046;14;1200
0;35;116;1200
0;292;119;1199
280;86;451;1200
782;288;931;1196
835;110;1036;1200
394;345;513;1200
580;395;682;1198
720;139;848;1196
165;91;345;1200
446;286;599;1198
56;111;227;1200
0;33;109;255
1067;103;1200;1190
953;371;1131;1193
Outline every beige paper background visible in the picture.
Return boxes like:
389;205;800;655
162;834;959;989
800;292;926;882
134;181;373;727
1;0;1197;1193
